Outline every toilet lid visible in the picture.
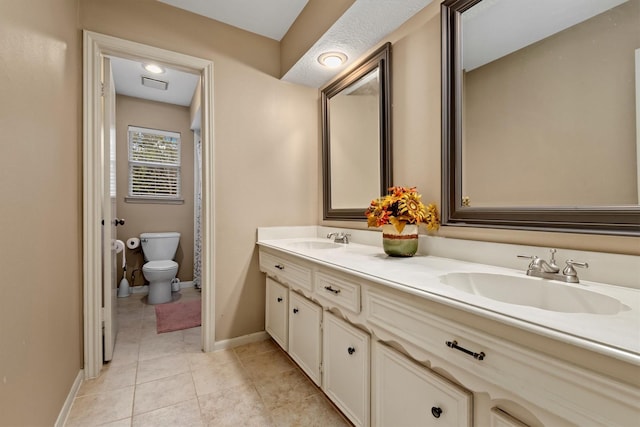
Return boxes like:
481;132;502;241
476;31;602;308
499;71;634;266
143;260;178;271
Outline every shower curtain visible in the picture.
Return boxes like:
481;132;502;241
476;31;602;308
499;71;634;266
193;130;202;289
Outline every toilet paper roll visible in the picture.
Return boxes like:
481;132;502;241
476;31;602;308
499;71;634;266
115;240;126;269
126;237;140;250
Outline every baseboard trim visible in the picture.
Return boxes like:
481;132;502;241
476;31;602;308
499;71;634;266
55;369;83;427
213;331;269;351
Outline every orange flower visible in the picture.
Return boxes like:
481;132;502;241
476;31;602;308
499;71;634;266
365;186;439;232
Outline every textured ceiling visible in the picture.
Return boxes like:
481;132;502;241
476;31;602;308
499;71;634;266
157;0;309;40
282;0;431;88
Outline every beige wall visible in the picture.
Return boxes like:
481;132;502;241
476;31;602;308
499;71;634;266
80;0;319;341
464;0;639;206
0;0;82;425
322;1;639;255
115;95;195;284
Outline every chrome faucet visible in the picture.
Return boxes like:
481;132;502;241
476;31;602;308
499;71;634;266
327;232;351;244
518;248;588;284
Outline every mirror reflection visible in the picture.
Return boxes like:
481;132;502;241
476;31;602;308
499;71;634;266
322;43;392;220
460;0;639;208
330;68;381;209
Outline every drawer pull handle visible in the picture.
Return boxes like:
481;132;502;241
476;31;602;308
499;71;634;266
293;308;299;314
276;297;283;302
446;340;485;361
431;406;443;418
347;346;356;355
324;285;341;295
275;264;284;270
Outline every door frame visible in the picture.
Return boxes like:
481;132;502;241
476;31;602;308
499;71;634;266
82;30;216;379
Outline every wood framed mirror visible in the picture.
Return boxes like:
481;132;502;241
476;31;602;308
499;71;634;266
322;43;392;220
441;0;640;235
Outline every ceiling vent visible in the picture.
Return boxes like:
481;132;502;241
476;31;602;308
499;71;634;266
141;76;169;90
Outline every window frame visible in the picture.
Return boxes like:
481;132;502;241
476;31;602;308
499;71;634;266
126;125;183;203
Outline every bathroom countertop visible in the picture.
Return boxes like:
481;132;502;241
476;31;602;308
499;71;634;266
257;235;640;366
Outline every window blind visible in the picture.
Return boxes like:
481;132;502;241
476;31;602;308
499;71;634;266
128;126;181;199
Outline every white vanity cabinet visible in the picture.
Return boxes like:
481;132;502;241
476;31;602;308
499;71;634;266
372;340;472;427
265;277;288;350
322;311;370;427
288;290;323;386
258;241;640;427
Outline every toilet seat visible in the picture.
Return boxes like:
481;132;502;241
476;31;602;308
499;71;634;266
143;260;178;271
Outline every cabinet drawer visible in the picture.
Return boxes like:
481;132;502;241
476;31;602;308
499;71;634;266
365;290;489;371
315;271;361;314
372;341;472;427
260;251;312;292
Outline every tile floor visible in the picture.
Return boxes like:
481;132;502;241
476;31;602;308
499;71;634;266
65;288;350;427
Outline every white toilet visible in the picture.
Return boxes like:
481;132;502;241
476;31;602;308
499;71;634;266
140;232;180;304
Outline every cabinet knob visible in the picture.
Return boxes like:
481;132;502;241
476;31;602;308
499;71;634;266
347;346;356;355
293;308;299;314
277;297;283;302
275;264;284;270
431;406;443;418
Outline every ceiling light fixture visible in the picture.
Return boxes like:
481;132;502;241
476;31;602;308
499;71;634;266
318;52;347;68
143;63;165;74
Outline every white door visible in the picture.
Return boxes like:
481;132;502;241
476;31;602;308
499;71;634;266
102;56;118;362
322;311;370;427
265;278;288;350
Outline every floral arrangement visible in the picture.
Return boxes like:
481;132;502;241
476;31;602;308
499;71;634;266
365;186;439;233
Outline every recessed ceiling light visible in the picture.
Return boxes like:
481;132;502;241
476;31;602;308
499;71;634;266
143;63;165;74
318;52;347;68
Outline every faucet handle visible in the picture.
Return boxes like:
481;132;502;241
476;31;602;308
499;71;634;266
548;248;559;271
563;259;589;277
517;255;538;269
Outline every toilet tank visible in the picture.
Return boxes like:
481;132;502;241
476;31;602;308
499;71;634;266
140;232;180;261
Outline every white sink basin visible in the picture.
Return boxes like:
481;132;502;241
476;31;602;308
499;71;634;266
287;241;343;250
440;273;627;315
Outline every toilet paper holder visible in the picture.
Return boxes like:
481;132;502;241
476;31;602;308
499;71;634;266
126;237;141;250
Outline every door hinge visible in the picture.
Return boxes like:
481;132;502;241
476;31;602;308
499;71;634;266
100;307;105;327
100;82;105;97
319;362;323;375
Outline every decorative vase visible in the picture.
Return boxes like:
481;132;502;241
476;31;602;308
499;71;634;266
382;224;419;257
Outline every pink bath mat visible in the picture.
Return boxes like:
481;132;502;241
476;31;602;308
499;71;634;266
155;299;201;333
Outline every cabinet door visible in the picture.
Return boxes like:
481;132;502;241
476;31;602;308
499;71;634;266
323;311;370;427
265;278;288;350
372;341;472;427
289;291;322;386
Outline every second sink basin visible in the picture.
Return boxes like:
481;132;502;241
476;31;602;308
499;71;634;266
440;272;627;315
287;241;343;250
